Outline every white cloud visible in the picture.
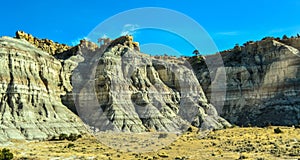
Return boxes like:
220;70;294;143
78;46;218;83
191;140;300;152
269;29;285;34
70;37;88;46
100;34;108;39
120;24;139;36
215;31;239;36
268;26;300;35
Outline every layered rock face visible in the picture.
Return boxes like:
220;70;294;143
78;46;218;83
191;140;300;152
191;37;300;126
3;29;299;142
15;31;71;55
0;32;230;143
72;35;230;132
0;36;86;142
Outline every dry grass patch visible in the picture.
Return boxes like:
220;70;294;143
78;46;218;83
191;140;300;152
0;126;299;159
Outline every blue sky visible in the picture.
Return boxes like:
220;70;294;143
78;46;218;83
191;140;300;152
1;0;299;56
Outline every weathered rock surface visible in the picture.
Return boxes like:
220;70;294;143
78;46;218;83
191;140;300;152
56;39;99;115
191;37;300;126
5;29;299;141
71;35;230;132
0;36;86;143
15;31;71;55
0;32;230;143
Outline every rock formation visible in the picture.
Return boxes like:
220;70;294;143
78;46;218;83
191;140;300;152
3;29;300;142
191;37;300;126
0;36;86;143
0;31;230;143
69;35;231;132
15;31;71;55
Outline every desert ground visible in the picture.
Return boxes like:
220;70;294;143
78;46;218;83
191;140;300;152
1;126;300;160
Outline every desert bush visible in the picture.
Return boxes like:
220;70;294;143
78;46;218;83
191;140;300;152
158;133;168;139
59;133;68;140
66;133;81;141
282;35;288;40
65;143;75;148
0;148;13;160
187;126;199;132
196;55;204;62
193;49;199;56
58;133;81;141
238;154;247;159
274;127;283;134
158;152;169;158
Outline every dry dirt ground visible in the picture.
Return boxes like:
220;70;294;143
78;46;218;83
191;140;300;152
1;126;300;160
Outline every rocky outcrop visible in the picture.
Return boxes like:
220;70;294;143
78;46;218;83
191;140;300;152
56;39;98;115
0;36;86;143
281;36;300;50
15;31;71;55
0;32;230;143
71;35;230;132
4;29;299;142
191;37;300;126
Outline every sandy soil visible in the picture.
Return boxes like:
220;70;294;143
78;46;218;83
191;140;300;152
1;126;300;160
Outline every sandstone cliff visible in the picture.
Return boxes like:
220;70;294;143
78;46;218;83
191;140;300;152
15;31;71;55
0;31;230;143
191;37;300;126
0;36;86;143
69;35;231;132
3;29;299;142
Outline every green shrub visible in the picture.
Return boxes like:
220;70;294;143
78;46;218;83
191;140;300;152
65;143;75;148
274;127;283;134
66;133;80;141
59;133;68;140
238;154;247;159
58;133;81;141
0;148;14;160
158;133;168;139
282;35;288;40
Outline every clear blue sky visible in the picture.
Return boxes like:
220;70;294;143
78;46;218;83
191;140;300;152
1;0;299;56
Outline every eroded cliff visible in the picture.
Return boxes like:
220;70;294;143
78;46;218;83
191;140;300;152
3;30;299;142
0;31;231;143
15;31;71;55
191;37;300;126
71;35;231;132
0;36;86;142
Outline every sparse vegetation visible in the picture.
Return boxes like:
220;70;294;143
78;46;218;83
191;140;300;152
65;143;75;148
274;127;283;134
58;133;82;141
233;43;242;54
66;133;82;141
238;154;247;159
282;34;288;40
0;148;13;160
59;133;68;140
1;126;300;159
193;49;199;56
158;133;168;139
